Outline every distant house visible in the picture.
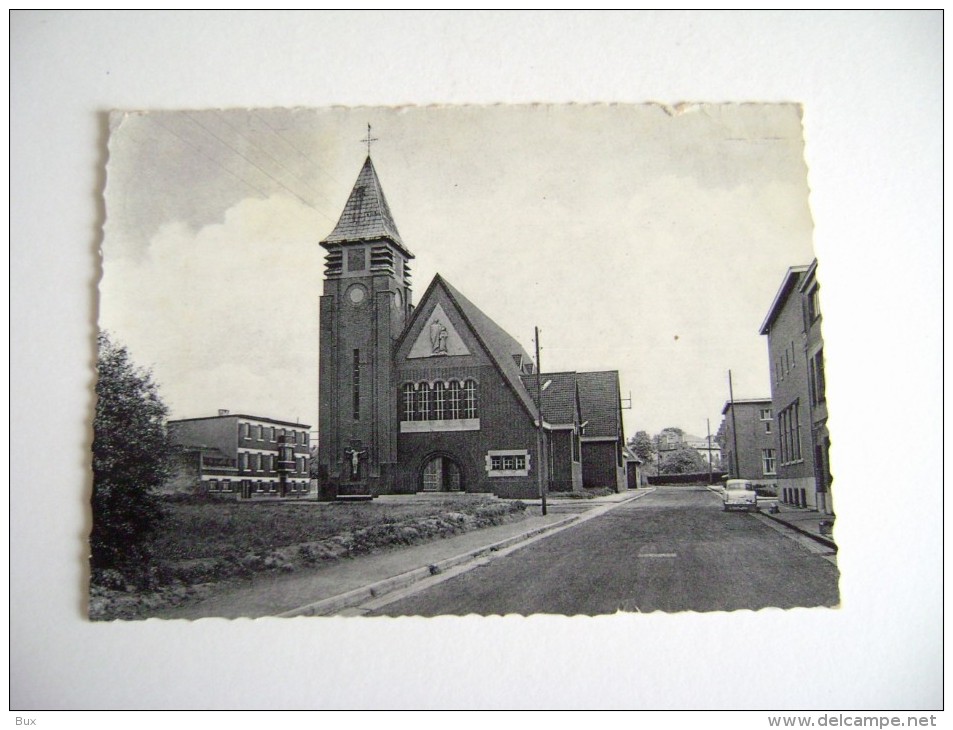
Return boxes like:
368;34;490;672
685;435;722;468
166;410;312;499
622;445;643;489
719;398;777;486
760;260;832;513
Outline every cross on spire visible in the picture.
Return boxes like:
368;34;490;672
361;123;379;156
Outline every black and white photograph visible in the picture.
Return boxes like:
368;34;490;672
90;103;840;621
12;10;940;712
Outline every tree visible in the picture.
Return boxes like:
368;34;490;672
91;333;175;572
628;430;655;463
659;443;707;475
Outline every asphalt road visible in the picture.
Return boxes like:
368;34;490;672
366;486;841;616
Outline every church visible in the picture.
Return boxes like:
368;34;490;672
317;152;627;500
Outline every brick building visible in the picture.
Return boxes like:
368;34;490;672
719;398;777;486
318;155;627;499
760;261;832;513
167;411;311;499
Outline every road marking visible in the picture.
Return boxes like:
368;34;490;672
638;553;677;558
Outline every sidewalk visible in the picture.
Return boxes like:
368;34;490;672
152;510;577;620
761;502;837;550
153;489;647;620
704;485;837;551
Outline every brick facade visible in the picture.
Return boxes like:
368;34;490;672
167;413;311;499
760;261;832;513
719;399;777;485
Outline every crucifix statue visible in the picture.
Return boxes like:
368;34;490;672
344;448;367;481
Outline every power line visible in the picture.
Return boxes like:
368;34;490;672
184;112;333;220
148;115;270;200
212;112;337;223
251;110;343;188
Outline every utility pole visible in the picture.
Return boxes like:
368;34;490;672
534;327;547;516
728;370;740;479
706;417;714;485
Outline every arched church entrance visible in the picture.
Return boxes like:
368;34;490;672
420;454;462;492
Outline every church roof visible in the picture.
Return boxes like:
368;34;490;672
521;371;580;426
321;156;411;257
406;275;538;421
576;371;623;439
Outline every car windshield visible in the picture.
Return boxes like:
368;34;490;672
726;481;753;491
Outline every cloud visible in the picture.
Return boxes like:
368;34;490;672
99;193;323;424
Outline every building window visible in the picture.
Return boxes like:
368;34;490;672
256;425;264;440
491;454;526;471
402;380;479;422
418;384;432;421
254;453;262;471
402;384;415;421
778;402;802;464
239;452;248;471
241;423;250;439
762;449;777;476
208;479;219;492
760;408;772;421
808;285;821;322
765;421;772;435
447;381;462;420
486;449;531;477
809;349;827;405
269;427;276;442
352;349;360;420
302;432;308;448
462;379;478;419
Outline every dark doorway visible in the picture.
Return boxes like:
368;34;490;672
421;455;462;492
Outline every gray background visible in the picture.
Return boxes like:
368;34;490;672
10;11;942;710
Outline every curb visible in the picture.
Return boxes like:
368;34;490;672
279;489;655;617
277;513;582;617
759;510;837;552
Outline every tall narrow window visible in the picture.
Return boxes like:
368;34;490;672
417;383;431;421
762;449;776;476
462;380;478;419
402;384;415;421
447;381;462;420
434;381;446;420
352;349;360;420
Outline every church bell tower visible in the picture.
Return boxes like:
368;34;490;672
318;151;413;497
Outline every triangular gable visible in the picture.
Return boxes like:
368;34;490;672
407;303;471;359
396;275;538;422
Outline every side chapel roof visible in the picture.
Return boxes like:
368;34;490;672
576;370;623;439
521;371;580;426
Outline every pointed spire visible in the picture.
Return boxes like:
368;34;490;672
321;156;410;255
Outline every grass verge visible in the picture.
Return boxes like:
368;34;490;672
90;496;527;620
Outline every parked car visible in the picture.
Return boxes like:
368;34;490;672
722;479;758;512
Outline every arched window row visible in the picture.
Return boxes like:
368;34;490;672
401;379;478;422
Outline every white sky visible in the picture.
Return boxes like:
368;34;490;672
100;104;815;438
